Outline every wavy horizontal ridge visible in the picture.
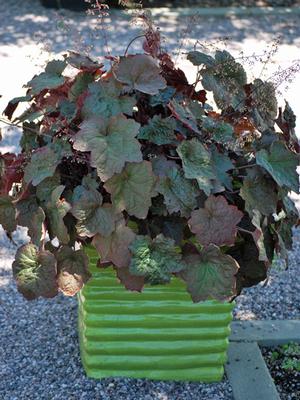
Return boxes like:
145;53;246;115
78;247;233;382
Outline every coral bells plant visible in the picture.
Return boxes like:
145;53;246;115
1;28;299;303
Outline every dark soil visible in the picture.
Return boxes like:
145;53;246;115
262;346;300;400
40;0;300;11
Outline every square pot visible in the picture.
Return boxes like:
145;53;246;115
78;246;234;382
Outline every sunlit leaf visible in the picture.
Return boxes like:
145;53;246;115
73;114;142;181
114;54;167;95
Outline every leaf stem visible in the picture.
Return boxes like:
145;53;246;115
124;34;146;56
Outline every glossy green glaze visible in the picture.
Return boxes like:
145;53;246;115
78;246;234;382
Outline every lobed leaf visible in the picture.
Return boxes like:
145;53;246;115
12;244;58;300
201;50;247;110
240;167;278;216
129;234;184;285
104;161;157;219
16;197;45;246
73;115;142;181
138;115;177;145
24;140;71;186
82;78;136;119
45;185;71;244
189;195;243;246
114;54;167;95
156;165;198;218
0;195;17;233
177;138;216;195
116;266;144;292
26;60;66;95
56;246;91;296
92;218;136;268
256;141;299;193
71;177;115;237
181;244;239;302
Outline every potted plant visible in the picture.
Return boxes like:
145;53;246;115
1;21;299;382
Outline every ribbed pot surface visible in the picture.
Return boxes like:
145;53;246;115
78;246;234;382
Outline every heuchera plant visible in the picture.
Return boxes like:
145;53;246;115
1;25;299;302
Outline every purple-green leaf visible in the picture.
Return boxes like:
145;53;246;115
73;115;142;181
72;177;116;237
114;54;167;95
12;243;58;300
92;218;136;268
189;195;243;246
181;244;239;302
104;161;157;219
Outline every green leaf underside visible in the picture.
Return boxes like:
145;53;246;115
0;196;17;233
73;115;142;181
114;54;167;95
138;115;177;145
12;244;58;300
56;246;91;296
92;219;136;268
181;244;239;302
129;234;184;285
177;138;216;195
256;141;299;193
240;167;278;216
104;161;157;219
82;78;136;119
157;166;198;218
72;177;115;237
189;195;243;246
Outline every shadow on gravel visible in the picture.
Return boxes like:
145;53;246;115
0;0;299;58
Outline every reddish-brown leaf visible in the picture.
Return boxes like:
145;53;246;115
189;195;243;246
115;266;144;292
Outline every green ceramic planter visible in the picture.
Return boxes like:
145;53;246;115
78;246;234;382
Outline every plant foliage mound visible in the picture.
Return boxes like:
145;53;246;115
1;30;299;302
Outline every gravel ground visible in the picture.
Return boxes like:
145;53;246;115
38;0;300;9
0;1;300;399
